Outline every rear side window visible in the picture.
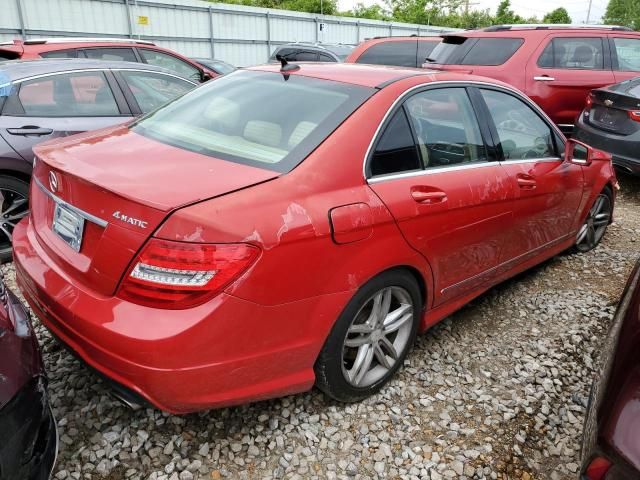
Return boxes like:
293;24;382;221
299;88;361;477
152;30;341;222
612;38;640;71
120;71;194;113
17;71;120;117
370;109;421;176
294;51;319;61
537;38;604;70
139;49;202;81
405;88;486;168
356;41;418;67
460;38;523;66
417;40;438;65
318;53;335;62
40;49;78;59
83;47;137;62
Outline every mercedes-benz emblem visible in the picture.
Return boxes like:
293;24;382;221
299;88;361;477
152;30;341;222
49;171;58;193
604;99;613;107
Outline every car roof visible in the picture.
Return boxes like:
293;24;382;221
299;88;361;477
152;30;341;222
0;58;188;82
275;42;354;56
248;62;509;90
455;25;634;38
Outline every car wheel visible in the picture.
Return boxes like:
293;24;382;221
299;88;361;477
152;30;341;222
575;190;612;253
315;270;421;402
0;175;29;262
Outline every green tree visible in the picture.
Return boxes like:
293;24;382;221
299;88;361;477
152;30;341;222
542;7;571;24
604;0;640;29
494;0;525;24
346;2;390;20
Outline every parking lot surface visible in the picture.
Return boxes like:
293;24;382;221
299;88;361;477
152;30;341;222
4;173;639;480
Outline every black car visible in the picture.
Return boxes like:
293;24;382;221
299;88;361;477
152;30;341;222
575;77;640;176
191;58;236;75
268;42;354;63
0;277;57;480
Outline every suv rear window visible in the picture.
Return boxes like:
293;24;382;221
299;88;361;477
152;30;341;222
356;41;417;67
133;70;375;173
427;36;523;66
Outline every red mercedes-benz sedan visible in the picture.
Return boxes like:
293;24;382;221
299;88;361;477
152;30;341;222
13;63;617;413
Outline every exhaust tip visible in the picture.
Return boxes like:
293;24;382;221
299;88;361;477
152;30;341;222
109;390;143;410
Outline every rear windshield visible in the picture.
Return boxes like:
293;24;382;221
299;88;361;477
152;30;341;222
133;70;375;173
427;36;523;66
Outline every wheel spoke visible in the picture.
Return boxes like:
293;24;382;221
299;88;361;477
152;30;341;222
351;344;374;386
4;210;29;224
0;225;12;242
373;342;393;369
344;335;371;348
591;196;604;216
366;291;384;325
383;305;412;334
587;225;596;245
379;335;398;361
577;224;588;244
1;197;27;217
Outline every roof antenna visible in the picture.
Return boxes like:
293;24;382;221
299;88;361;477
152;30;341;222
276;54;300;72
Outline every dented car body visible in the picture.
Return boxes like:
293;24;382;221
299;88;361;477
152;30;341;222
13;64;617;413
0;280;57;480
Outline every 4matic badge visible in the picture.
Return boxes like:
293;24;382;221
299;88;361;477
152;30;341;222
112;211;148;229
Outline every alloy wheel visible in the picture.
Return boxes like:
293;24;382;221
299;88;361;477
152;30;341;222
576;193;611;252
341;286;414;388
0;188;29;256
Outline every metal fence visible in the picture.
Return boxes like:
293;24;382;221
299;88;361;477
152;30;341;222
1;0;459;66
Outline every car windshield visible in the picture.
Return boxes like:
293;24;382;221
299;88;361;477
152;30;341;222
132;70;374;172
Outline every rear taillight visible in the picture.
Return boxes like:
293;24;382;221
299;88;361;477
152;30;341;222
586;92;594;110
118;238;260;309
628;110;640;122
583;456;612;480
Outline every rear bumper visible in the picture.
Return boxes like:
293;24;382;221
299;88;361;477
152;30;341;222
574;113;640;176
13;218;351;413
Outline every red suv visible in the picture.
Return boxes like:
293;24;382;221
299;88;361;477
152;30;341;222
345;36;440;68
424;25;640;133
0;38;216;82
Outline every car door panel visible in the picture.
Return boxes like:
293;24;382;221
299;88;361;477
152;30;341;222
526;34;615;126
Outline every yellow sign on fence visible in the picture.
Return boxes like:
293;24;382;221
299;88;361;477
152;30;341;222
137;15;149;25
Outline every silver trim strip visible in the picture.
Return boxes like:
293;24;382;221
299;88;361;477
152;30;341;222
499;157;561;165
24;37;154;45
12;68;197;85
363;80;567;183
368;161;493;184
34;177;108;228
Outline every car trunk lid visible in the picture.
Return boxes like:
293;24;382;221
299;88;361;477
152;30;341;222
588;88;640;135
30;125;279;296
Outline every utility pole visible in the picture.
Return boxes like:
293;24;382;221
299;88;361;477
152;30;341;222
586;0;593;24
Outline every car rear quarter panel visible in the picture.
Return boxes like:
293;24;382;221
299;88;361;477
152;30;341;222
571;156;617;232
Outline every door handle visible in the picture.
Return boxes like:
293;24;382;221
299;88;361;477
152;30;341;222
533;76;555;82
6;126;53;136
411;190;447;204
516;176;537;189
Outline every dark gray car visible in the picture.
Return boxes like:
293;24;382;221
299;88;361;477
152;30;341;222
0;59;196;260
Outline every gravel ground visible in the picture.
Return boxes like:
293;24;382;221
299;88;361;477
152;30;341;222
4;173;639;480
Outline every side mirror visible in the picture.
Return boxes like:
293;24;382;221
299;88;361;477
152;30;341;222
200;70;212;82
565;138;592;166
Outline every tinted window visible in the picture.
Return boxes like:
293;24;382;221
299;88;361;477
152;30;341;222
427;36;468;64
370;109;420;176
405;88;486;168
133;70;374;173
318;53;335;62
271;47;295;61
461;38;523;66
295;51;318;61
18;72;120;117
481;89;556;160
121;71;194;113
139;49;201;81
537;37;604;70
417;40;438;65
40;49;78;59
83;47;137;62
612;38;640;71
356;41;417;67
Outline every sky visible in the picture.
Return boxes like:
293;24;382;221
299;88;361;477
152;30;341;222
336;0;608;25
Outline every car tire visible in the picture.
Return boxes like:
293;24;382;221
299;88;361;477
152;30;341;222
314;269;421;403
0;175;29;263
575;187;613;253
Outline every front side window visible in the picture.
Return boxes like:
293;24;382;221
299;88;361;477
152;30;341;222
480;89;556;160
17;71;120;117
139;49;201;82
356;41;417;67
370;109;421;176
612;37;640;71
404;88;486;168
120;71;194;113
83;47;137;63
133;70;374;173
537;37;604;70
460;38;523;66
